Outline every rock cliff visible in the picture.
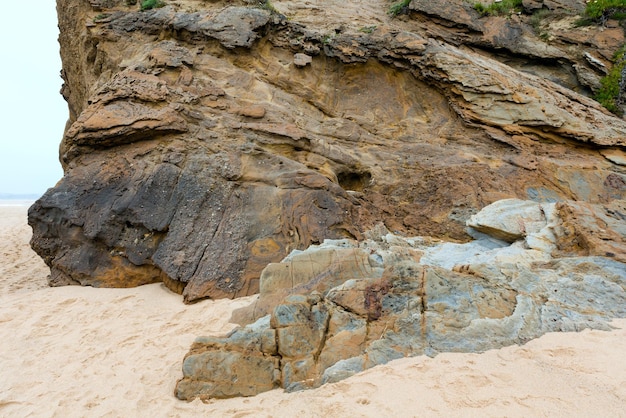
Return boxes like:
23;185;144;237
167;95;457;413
30;0;626;398
30;0;626;303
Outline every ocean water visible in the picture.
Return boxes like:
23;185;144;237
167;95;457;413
0;200;35;207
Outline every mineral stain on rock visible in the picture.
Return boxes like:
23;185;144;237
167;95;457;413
29;0;626;401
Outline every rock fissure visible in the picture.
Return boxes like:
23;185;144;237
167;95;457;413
419;267;427;339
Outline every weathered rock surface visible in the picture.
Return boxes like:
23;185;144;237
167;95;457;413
31;0;626;303
407;0;622;94
467;198;549;242
176;199;626;399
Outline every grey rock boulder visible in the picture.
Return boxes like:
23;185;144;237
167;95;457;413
176;199;626;400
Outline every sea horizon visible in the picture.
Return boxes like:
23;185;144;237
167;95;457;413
0;194;39;207
0;200;35;207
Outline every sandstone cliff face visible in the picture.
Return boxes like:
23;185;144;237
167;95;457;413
30;0;626;304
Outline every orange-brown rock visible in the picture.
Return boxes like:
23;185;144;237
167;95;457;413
553;200;626;262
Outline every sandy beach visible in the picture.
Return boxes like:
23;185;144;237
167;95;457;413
1;204;625;417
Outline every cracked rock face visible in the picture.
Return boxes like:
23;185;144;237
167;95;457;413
176;199;626;399
31;0;626;303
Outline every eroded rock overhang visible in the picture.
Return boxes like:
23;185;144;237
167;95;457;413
30;0;626;303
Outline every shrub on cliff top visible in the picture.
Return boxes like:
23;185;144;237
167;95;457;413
140;0;165;10
585;0;626;20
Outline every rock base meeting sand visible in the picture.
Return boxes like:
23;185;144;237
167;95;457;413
1;205;625;417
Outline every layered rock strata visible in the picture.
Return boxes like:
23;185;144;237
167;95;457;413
30;0;626;302
176;199;626;399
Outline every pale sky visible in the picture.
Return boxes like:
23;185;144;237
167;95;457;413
0;1;66;195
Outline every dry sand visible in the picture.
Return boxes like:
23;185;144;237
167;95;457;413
1;204;625;417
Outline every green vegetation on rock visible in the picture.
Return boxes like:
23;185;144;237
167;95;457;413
140;0;165;10
528;8;551;40
93;13;109;22
584;0;626;20
473;0;523;16
260;0;279;14
595;46;626;115
389;0;412;16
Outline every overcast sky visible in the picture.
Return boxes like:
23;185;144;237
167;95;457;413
0;1;66;195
